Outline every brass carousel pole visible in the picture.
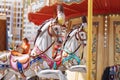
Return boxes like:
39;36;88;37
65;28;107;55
87;0;93;80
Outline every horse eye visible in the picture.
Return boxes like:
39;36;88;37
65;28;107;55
81;33;84;36
54;27;58;31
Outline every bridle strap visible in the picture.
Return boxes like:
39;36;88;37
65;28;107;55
63;31;76;48
77;28;86;60
48;25;53;37
40;41;55;54
64;27;86;56
72;44;81;54
63;27;80;48
48;23;62;38
63;35;70;48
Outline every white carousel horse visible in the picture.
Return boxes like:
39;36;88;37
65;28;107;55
60;23;87;72
30;18;67;80
31;18;63;69
0;50;42;80
0;51;11;79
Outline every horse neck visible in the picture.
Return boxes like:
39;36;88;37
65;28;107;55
64;35;78;53
36;30;52;50
35;30;53;58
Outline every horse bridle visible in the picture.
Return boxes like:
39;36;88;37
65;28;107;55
48;23;62;38
34;21;63;55
63;26;87;59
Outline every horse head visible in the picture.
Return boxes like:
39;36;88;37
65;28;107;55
0;51;11;62
76;25;87;46
31;18;64;57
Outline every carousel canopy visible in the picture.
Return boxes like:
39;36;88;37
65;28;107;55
28;0;120;25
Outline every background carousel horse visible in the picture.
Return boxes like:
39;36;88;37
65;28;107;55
62;23;87;72
0;50;43;80
30;18;67;80
0;51;11;79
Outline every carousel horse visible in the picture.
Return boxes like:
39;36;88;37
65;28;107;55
0;50;43;80
0;51;11;79
30;18;67;80
62;23;87;72
31;18;64;69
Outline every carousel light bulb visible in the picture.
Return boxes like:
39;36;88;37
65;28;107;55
98;15;101;18
112;14;115;17
105;28;107;31
104;40;107;43
104;32;107;35
104;36;107;39
105;20;107;23
105;24;108;27
105;16;108;18
104;45;107;48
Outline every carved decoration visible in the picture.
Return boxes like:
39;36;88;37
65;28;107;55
92;21;99;80
114;21;120;64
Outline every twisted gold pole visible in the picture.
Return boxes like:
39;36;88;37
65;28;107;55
87;0;93;80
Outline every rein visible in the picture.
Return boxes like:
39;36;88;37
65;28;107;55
63;26;86;60
36;41;55;55
48;23;62;38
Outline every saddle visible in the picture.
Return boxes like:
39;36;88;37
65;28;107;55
11;54;30;64
11;46;30;64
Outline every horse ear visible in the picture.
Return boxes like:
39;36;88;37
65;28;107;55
53;17;58;24
57;4;64;13
82;16;87;23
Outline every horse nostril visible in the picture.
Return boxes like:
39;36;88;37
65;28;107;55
84;41;87;46
32;53;35;56
57;37;63;44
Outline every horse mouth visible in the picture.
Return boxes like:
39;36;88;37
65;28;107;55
57;37;63;44
0;56;7;62
31;53;37;57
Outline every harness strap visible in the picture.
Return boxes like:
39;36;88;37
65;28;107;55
73;44;81;54
63;47;82;65
34;42;57;69
62;53;80;65
35;41;55;55
63;48;72;54
30;57;43;66
75;28;86;60
0;64;10;69
39;54;56;69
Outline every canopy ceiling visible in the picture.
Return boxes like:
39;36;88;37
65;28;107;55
28;0;120;25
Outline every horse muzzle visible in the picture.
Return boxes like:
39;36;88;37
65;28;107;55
30;52;37;57
57;37;63;44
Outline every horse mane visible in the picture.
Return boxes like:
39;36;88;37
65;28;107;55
34;18;53;45
63;26;78;48
63;24;82;48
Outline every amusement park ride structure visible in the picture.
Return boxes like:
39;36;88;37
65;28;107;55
0;0;120;80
